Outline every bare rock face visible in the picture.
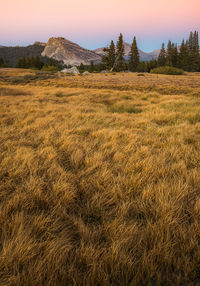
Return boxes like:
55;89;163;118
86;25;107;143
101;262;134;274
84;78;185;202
42;37;101;66
34;41;46;47
61;67;80;74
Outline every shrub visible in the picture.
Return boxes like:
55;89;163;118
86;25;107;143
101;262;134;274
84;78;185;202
42;65;59;72
150;66;184;75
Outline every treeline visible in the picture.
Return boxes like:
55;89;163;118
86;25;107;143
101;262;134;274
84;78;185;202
102;34;140;72
0;57;5;67
158;31;199;71
16;56;61;71
78;31;200;73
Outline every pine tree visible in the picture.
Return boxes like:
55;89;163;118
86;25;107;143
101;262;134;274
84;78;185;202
89;61;94;73
187;31;200;71
101;40;116;70
79;63;85;72
193;31;200;71
0;57;5;67
35;56;43;69
102;46;110;69
171;44;178;67
26;56;31;68
194;31;199;56
158;43;166;66
108;40;116;70
129;36;140;72
178;40;189;70
16;58;23;68
49;58;56;66
147;60;158;73
115;33;125;71
166;41;173;66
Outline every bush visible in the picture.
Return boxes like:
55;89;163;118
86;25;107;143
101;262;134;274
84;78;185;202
42;65;59;72
150;66;184;75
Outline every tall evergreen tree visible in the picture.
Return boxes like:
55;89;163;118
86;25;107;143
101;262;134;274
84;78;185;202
108;40;116;70
158;43;166;66
79;63;85;72
129;36;140;71
115;33;125;71
194;31;199;56
178;40;189;70
102;46;110;69
89;60;95;73
193;31;200;71
171;44;178;67
166;41;173;66
0;58;5;67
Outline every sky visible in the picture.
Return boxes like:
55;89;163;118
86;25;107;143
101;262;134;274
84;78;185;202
1;0;200;52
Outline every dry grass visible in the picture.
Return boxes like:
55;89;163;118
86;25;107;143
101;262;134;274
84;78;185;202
0;68;200;285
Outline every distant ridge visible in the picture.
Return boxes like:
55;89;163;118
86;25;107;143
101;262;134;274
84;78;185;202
94;42;159;62
0;37;161;67
34;41;46;47
0;44;45;66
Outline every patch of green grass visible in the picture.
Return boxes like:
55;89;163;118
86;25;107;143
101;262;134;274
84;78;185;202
150;66;184;75
11;72;58;84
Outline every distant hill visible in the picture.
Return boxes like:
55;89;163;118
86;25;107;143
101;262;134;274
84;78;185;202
42;37;102;66
94;42;159;62
0;38;161;67
0;44;45;66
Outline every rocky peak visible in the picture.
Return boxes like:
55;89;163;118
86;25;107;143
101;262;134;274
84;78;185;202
42;37;101;66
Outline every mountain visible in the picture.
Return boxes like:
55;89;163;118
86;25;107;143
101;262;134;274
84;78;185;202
147;49;160;58
93;42;159;62
34;41;46;47
0;44;45;66
42;37;102;66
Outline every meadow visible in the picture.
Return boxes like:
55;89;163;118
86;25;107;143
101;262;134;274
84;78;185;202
0;68;200;285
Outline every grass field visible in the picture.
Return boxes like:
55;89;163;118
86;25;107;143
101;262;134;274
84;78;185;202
0;68;200;285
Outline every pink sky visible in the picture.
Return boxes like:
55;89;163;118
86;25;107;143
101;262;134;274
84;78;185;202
1;0;200;51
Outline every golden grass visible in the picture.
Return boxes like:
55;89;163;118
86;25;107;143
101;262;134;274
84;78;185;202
0;69;200;285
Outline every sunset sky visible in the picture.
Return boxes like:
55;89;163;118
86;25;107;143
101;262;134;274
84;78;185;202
1;0;200;52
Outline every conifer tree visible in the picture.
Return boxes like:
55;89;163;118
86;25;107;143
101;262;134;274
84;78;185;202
158;43;166;66
79;63;85;72
166;41;173;66
115;33;125;71
89;60;94;73
0;57;5;67
178;40;189;70
108;40;116;70
101;40;116;70
35;56;43;69
102;46;110;69
16;58;23;68
171;44;178;67
186;31;200;71
129;36;140;71
194;31;199;56
193;31;200;71
49;58;56;66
